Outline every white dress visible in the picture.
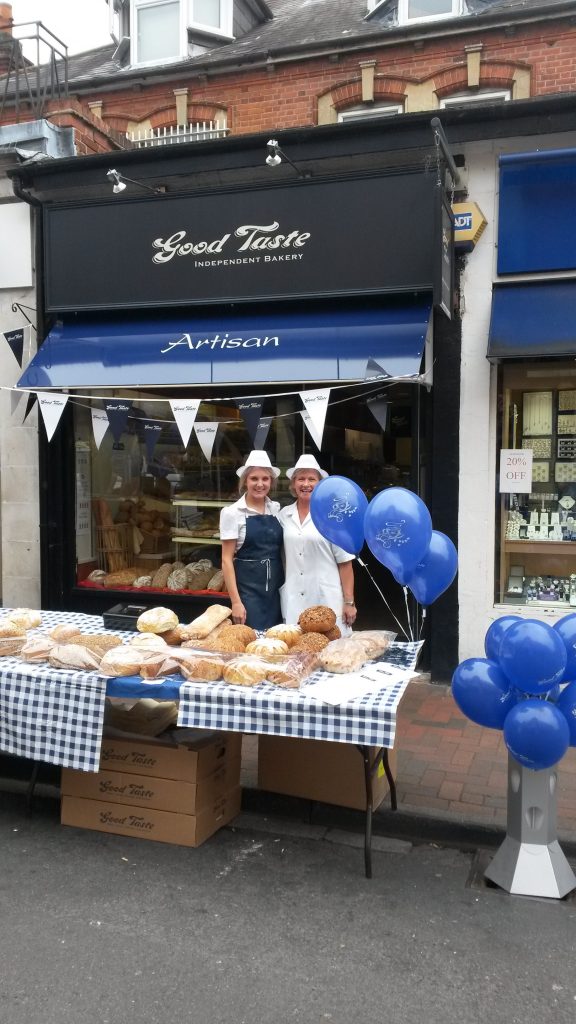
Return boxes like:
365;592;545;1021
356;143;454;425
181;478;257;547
278;502;354;632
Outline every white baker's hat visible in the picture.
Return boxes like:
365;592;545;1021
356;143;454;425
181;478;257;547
236;449;280;478
285;454;328;480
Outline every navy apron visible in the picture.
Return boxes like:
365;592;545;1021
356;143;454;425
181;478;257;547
234;514;284;630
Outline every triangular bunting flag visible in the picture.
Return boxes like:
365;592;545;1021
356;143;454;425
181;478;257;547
237;399;264;446
105;399;133;444
10;390;23;417
299;388;330;451
300;409;323;450
23;392;37;422
38;393;69;442
91;408;110;450
169;398;201;448
194;422;219;463
366;393;390;432
364;358;392;381
3;327;25;367
143;421;163;462
253;415;273;450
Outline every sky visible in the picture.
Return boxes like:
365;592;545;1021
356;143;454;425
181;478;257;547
10;0;112;56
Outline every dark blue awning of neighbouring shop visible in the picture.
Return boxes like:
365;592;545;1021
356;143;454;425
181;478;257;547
487;282;576;361
17;300;432;390
498;149;576;275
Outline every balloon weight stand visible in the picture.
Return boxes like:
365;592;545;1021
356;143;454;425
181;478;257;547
484;754;576;899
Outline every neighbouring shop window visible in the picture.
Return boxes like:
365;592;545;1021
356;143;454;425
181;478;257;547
496;361;576;607
73;383;416;600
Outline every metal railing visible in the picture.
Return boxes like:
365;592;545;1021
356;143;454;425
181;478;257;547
0;20;68;122
127;121;228;146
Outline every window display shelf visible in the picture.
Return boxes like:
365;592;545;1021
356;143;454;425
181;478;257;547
504;540;576;554
172;536;221;545
172;499;230;508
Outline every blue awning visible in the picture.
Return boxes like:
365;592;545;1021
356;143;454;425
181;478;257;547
487;282;576;361
17;301;432;390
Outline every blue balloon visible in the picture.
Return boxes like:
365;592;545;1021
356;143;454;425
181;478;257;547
553;614;576;678
503;700;570;771
556;681;576;745
364;487;432;583
406;531;458;606
498;619;567;695
451;658;517;730
309;475;368;556
484;616;521;662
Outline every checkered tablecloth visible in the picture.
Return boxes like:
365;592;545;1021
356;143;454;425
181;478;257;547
0;610;131;772
177;640;423;747
0;609;423;768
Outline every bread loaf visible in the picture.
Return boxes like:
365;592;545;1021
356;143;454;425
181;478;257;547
265;624;302;647
99;646;142;677
104;569;139;588
136;607;179;635
20;636;55;662
167;568;189;591
5;608;42;631
245;638;289;658
317;638;368;674
206;570;225;591
180;604;232;640
49;624;82;643
150;563;173;589
0;635;27;656
298;606;337;634
49;644;101;671
180;655;225;683
223;656;268;686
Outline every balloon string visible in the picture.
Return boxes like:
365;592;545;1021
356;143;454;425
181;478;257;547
418;607;426;641
402;586;415;643
356;557;411;641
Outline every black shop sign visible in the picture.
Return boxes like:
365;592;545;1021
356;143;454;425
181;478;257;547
44;173;445;312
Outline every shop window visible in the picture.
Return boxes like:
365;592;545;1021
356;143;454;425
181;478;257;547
338;104;403;122
132;0;184;64
440;90;510;108
73;383;417;605
496;362;576;609
398;0;462;25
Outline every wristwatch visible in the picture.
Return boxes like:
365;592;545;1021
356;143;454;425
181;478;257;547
344;600;355;606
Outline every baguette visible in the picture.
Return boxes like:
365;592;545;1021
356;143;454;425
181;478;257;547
180;604;232;640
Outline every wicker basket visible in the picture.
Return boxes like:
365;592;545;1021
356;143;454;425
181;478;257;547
96;524;134;573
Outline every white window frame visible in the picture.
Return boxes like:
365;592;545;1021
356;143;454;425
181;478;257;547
130;0;187;67
440;89;511;108
398;0;462;26
338;103;403;123
188;0;233;39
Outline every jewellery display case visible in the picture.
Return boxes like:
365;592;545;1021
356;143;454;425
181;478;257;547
498;362;576;606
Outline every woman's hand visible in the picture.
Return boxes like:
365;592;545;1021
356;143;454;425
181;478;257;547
343;602;357;627
231;600;247;625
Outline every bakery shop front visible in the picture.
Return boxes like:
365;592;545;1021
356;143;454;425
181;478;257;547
12;124;458;678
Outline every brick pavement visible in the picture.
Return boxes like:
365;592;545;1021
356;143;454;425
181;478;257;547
241;679;576;844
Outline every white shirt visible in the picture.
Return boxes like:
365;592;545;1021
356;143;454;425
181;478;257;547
278;502;354;630
220;494;281;553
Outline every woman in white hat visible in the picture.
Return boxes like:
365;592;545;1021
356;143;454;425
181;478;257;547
220;450;284;630
278;454;357;633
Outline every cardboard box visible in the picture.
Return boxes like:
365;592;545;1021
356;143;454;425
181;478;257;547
99;731;242;782
61;757;241;814
257;737;397;811
61;786;241;848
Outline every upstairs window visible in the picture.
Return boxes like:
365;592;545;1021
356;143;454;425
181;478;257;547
440;90;510;108
338;104;403;122
132;0;184;64
398;0;462;24
190;0;233;37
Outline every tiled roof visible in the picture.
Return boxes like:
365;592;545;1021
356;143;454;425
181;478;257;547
3;0;575;93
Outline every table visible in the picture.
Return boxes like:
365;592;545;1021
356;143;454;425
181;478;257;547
0;610;422;876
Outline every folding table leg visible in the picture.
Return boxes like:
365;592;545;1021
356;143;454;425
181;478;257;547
26;761;40;814
358;745;397;879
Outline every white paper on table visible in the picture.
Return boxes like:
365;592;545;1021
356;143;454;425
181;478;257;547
303;665;417;705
